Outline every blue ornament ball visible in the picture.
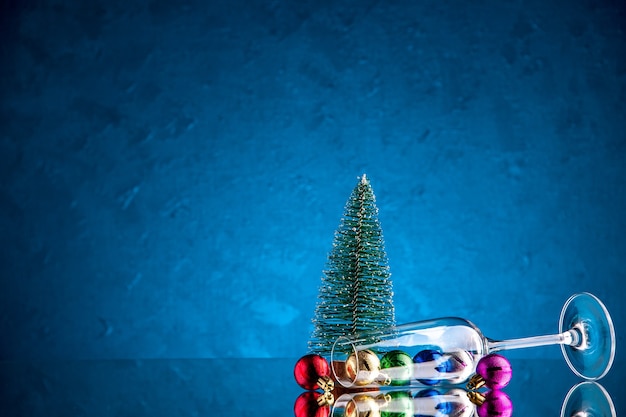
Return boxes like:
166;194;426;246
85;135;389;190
413;348;452;385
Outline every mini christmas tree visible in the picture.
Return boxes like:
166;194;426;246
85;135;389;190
309;174;396;356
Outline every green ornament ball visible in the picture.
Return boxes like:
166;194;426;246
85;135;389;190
380;350;413;386
379;391;413;417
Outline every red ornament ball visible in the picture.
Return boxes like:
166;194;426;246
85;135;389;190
294;391;330;417
294;354;331;390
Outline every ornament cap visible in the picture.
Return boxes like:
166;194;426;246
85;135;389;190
466;373;487;390
316;376;334;393
467;390;486;406
317;391;334;407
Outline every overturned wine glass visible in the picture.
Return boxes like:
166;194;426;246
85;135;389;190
331;292;615;388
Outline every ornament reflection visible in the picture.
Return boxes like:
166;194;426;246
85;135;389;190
293;381;616;417
294;387;511;417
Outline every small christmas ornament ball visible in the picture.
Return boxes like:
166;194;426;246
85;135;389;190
444;350;473;384
414;388;440;398
476;354;512;390
294;354;330;390
380;350;413;386
379;391;414;417
294;391;331;417
413;348;449;385
345;394;380;417
442;388;475;417
346;349;381;386
476;390;513;417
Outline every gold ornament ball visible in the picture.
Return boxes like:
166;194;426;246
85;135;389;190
345;394;381;417
346;349;381;386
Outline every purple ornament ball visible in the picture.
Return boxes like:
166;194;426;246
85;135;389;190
476;354;512;389
477;390;513;417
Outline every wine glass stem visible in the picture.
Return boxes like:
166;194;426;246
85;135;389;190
488;329;579;353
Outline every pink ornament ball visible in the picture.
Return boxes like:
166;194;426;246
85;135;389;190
476;354;512;389
477;390;513;417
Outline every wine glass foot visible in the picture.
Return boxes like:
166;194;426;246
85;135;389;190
560;382;615;417
559;293;615;380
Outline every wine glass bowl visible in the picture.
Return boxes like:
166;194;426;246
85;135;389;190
331;318;483;388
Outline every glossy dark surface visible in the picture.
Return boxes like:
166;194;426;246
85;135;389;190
1;358;623;416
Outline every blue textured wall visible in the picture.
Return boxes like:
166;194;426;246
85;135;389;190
1;0;624;364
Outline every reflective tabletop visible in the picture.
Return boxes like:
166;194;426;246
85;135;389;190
0;358;623;415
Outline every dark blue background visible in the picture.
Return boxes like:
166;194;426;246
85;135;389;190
1;0;624;376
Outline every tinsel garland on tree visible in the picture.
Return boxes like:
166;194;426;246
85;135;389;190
309;174;396;356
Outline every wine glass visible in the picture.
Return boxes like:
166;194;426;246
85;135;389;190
560;381;616;417
331;292;615;388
